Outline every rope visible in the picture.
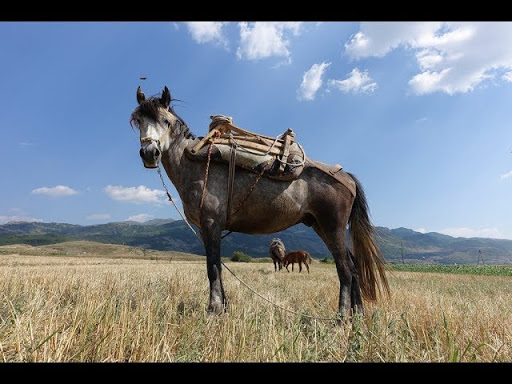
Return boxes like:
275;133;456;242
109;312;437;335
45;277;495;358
228;136;307;167
156;159;338;323
221;263;337;321
157;166;202;242
229;134;281;156
227;158;272;224
198;131;220;228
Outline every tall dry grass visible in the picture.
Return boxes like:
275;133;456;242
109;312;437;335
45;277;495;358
0;254;510;362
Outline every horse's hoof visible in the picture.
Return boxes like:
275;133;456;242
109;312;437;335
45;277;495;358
207;301;226;315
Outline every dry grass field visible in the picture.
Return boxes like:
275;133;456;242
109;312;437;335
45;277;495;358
0;241;510;362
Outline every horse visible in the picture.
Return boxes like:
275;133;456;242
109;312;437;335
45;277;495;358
283;250;312;273
130;85;390;320
269;238;285;272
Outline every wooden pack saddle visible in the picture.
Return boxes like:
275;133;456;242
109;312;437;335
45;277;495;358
186;115;306;180
185;115;356;197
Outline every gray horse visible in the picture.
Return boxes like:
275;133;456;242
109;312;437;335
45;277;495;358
269;238;286;272
130;86;390;320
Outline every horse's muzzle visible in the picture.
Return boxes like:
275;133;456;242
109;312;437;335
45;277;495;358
139;144;161;168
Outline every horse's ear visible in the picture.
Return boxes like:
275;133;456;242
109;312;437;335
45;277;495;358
136;86;146;105
161;86;171;108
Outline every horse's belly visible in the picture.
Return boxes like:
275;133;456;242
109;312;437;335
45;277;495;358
227;210;302;234
225;181;307;234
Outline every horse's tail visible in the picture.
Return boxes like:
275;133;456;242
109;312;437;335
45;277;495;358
347;172;390;302
305;251;313;264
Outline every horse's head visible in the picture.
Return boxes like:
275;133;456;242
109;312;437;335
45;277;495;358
130;86;181;169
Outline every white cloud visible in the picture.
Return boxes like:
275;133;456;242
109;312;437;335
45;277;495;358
345;22;441;59
236;22;302;63
32;185;78;197
297;62;331;101
105;185;166;204
438;227;504;239
0;215;43;224
345;22;512;95
19;141;35;148
127;213;153;222
503;72;512;82
328;68;377;94
408;68;453;95
185;22;228;47
500;170;512;180
86;214;111;221
415;227;427;234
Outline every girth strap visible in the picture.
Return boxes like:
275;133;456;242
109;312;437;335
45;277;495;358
226;143;237;223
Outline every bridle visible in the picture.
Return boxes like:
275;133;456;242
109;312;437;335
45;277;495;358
138;118;173;158
139;135;161;153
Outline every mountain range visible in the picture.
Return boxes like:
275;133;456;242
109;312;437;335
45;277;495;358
1;219;511;265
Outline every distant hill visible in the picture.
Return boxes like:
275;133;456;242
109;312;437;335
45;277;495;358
0;220;511;265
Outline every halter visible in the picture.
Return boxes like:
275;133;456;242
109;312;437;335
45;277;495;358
139;118;173;154
139;135;163;169
140;136;160;146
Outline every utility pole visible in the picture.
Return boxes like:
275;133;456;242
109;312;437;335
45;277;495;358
401;241;405;264
478;249;483;265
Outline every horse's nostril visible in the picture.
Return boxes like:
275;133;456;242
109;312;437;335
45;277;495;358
154;149;160;158
139;148;144;158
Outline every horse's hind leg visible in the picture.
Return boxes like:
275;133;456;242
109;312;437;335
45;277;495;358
348;248;363;312
298;261;302;273
305;261;310;273
312;218;357;319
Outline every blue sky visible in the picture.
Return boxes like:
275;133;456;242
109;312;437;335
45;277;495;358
1;22;511;240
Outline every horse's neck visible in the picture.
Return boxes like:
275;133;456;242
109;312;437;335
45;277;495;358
160;129;200;188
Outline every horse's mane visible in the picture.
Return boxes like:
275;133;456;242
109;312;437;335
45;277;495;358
130;95;196;140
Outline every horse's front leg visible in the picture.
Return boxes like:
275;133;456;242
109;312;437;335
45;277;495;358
201;218;226;315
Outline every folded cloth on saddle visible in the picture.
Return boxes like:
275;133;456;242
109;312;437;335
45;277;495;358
215;144;273;169
185;138;306;181
185;115;306;181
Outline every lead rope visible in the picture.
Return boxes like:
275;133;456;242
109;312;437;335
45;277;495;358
156;165;337;322
157;166;201;240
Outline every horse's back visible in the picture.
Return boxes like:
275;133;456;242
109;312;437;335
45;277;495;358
285;250;310;263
